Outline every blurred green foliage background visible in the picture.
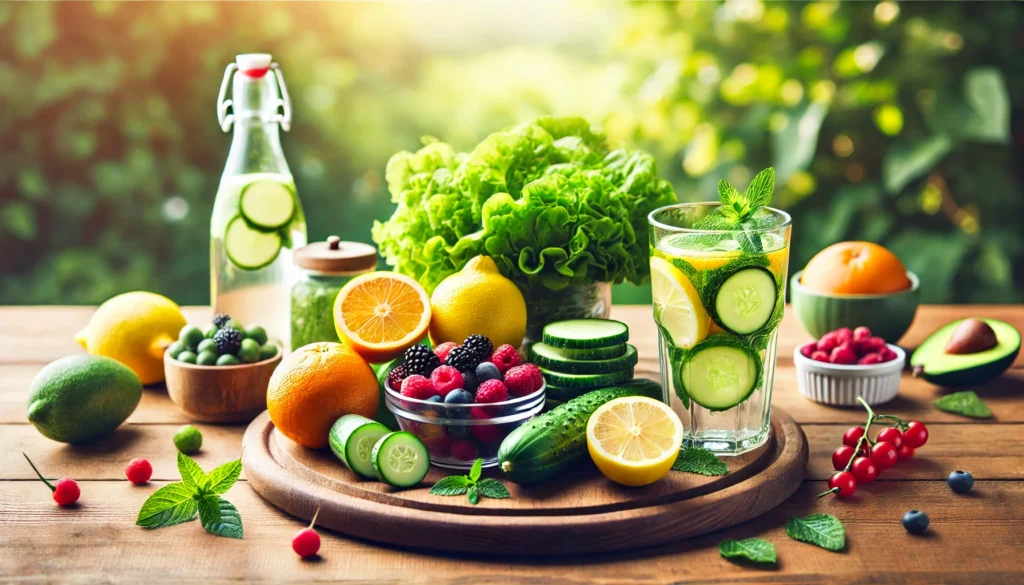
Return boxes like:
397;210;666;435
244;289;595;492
1;1;1021;306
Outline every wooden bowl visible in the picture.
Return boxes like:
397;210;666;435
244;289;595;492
164;348;282;423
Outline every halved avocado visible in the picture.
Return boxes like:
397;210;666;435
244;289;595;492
910;318;1020;387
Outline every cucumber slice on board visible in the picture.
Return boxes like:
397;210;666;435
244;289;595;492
329;414;390;479
530;343;638;375
708;266;778;335
239;179;296;230
679;336;762;411
539;366;634;389
224;215;282;270
545;344;626;360
541;319;629;350
370;431;430;488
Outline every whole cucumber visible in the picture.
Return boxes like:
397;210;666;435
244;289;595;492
498;378;664;485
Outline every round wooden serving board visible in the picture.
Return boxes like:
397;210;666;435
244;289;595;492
242;408;808;556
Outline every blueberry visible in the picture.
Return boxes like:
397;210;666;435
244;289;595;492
425;395;442;403
947;470;974;494
902;510;929;534
475;362;502;383
445;424;470;440
444;389;474;418
461;370;480;394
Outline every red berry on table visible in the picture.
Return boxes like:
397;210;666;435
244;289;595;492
489;344;522;374
828;471;857;497
876;427;904;450
429;365;464;397
400;375;438;400
433;342;459;363
125;458;153;485
903;421;929;448
469;406;503;443
811;350;831;362
504;363;544;397
800;342;817;358
850;456;878;484
857;353;884;365
475;379;509;403
449;439;478;461
853;326;872;342
292;507;321;559
23;454;80;507
832;445;856;471
830;345;857;365
869;441;899;469
842;426;865;448
816;335;839;353
898;444;915;461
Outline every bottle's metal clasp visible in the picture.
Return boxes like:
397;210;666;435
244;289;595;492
216;63;238;133
216;61;292;133
272;63;292;132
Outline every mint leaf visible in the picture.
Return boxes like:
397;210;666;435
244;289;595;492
672;447;728;476
178;453;209;493
719;538;777;564
933;391;992;419
198;494;243;539
717;180;746;211
744;167;775;209
429;475;473;496
477;478;510;499
207;459;242;495
786;514;845;552
136;482;199;528
467;485;480;505
469;458;483;482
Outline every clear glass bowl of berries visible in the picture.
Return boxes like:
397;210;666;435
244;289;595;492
383;338;546;470
794;326;906;406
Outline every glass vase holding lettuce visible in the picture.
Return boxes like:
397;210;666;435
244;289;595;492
372;116;676;343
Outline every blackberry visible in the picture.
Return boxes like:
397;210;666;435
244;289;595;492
212;314;232;329
444;345;481;373
462;334;493;363
385;364;407;390
403;345;441;377
213;327;243;356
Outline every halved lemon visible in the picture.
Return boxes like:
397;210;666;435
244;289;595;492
650;256;709;349
333;272;431;363
587;396;683;487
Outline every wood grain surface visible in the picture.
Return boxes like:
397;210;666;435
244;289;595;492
1;305;1021;584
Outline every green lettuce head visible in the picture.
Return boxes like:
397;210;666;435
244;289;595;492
371;117;677;293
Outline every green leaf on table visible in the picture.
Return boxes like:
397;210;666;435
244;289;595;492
467;485;480;506
429;475;473;496
786;514;846;552
178;452;209;493
672;447;728;476
198;494;243;539
477;478;510;500
469;458;483;482
933;391;992;419
207;459;242;495
719;538;777;564
136;482;199;529
882;134;952;194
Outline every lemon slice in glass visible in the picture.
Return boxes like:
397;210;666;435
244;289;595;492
586;396;684;487
650;256;709;349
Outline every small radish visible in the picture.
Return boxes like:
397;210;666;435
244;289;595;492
125;458;153;485
23;453;80;507
292;506;321;558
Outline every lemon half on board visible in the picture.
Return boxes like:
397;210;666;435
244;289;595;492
586;396;684;487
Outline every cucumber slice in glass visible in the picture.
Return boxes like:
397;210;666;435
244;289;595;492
239;179;296;230
371;431;430;488
224;215;282;270
710;267;778;335
541;319;629;350
530;343;638;375
329;414;390;479
680;337;762;411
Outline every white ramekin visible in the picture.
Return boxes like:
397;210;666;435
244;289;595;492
793;344;906;406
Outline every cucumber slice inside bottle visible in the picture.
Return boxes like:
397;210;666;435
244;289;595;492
709;266;778;335
329;414;390;479
239;179;296;230
542;319;629;350
370;431;430;488
529;343;638;375
538;366;634;390
224;215;282;270
679;337;762;411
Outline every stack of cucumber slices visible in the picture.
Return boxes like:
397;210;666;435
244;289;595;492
530;319;639;403
329;414;430;488
225;178;297;270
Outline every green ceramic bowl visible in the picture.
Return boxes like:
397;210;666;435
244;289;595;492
790;270;920;343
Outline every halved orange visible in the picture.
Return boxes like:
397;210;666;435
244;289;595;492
333;272;431;363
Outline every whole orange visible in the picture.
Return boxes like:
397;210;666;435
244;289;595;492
801;241;911;294
267;342;379;449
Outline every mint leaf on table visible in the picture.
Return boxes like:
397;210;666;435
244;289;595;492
469;458;483;483
786;514;846;552
477;478;510;499
198;494;243;539
429;475;473;496
178;452;210;492
934;391;992;419
136;482;198;528
429;459;510;505
137;454;243;538
467;485;480;505
207;459;242;495
719;538;777;564
672;448;729;476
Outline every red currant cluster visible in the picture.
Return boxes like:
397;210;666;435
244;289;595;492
821;396;930;498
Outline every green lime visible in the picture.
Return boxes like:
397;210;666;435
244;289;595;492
225;318;244;332
173;424;203;454
178;325;205;350
260;342;279;360
244;325;268;346
238;338;261;363
216;354;240;366
203;324;219;339
177;351;198;364
167;340;187;359
196;350;218;366
197;338;216;354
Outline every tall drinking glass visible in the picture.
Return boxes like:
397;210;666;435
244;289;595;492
648;203;791;455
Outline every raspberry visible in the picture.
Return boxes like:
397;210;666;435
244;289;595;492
830;345;857;365
835;327;854;345
858;353;884;365
504;363;544;397
125;458;153;485
880;346;898;361
817;335;839;353
449;439;478;461
861;336;887;354
429;365;464;397
434;342;459;363
400;375;437;400
489;344;521;374
811;350;830;362
470;407;502;443
853;326;872;342
386;364;407;390
800;342;817;358
475;379;509;403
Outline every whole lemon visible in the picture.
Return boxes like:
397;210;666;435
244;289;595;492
75;292;186;385
429;256;527;349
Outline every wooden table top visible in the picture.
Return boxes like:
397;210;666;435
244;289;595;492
2;305;1022;584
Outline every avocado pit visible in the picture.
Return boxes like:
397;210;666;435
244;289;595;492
945;318;999;355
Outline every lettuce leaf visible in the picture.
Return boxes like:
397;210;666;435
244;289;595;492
372;117;677;293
